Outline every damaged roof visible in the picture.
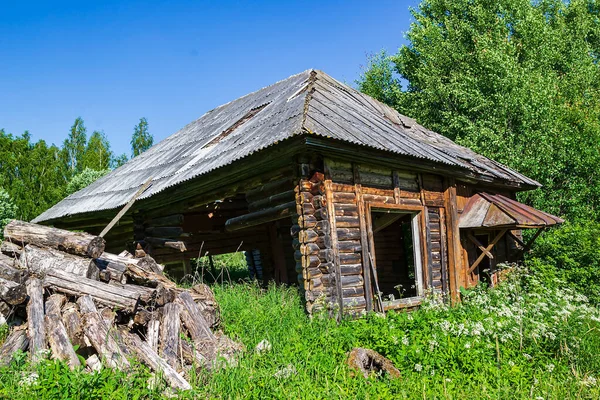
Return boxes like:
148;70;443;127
34;69;540;223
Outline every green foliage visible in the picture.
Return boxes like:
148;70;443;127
62;117;87;174
192;252;249;284
0;189;17;239
0;130;68;221
2;265;598;398
131;117;153;157
81;131;113;171
358;0;600;222
528;222;600;305
65;168;110;196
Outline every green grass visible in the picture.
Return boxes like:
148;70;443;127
1;265;599;399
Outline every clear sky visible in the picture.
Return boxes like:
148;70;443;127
0;0;419;156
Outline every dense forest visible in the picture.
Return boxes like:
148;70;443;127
0;117;154;230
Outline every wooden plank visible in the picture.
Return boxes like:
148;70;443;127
26;278;46;362
100;177;153;238
443;178;462;300
467;229;507;274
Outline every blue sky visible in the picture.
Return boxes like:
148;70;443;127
0;0;419;156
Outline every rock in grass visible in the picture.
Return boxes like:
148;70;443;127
255;339;271;355
346;347;401;379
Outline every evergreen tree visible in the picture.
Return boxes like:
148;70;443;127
62;117;87;174
131;117;153;157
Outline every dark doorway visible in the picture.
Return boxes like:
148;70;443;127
371;210;421;301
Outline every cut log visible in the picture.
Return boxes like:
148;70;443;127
45;294;80;369
100;307;116;327
44;269;140;311
179;339;208;370
188;284;220;328
76;295;98;314
125;262;175;289
93;256;127;283
144;237;187;252
0;325;29;366
79;298;129;369
160;302;182;369
147;318;160;352
119;329;191;391
0;277;26;305
0;300;11;323
0;241;22;258
20;245;99;279
62;302;87;348
86;354;102;372
176;292;216;343
0;258;26;283
4;220;105;258
26;278;46;362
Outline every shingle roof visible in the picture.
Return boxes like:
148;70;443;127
34;70;540;223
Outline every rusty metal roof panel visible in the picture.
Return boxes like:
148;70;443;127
459;193;564;229
34;70;541;223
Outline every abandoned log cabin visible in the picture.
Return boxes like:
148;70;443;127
33;70;563;315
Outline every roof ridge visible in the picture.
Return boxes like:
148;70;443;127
301;70;318;130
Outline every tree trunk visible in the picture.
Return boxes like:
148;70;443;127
0;242;22;259
45;294;80;369
4;220;105;258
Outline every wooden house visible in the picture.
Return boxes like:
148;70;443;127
34;70;563;315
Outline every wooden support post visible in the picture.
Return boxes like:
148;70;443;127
353;164;373;312
443;178;462;302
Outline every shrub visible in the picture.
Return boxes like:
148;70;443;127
528;222;600;305
0;188;17;239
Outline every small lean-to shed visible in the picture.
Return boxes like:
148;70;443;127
34;70;562;316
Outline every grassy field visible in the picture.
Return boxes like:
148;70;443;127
1;264;599;399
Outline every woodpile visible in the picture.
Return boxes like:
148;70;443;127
0;220;243;392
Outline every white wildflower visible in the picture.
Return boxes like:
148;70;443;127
414;363;422;372
402;336;409;346
255;339;272;355
464;342;471;349
546;363;555;373
523;353;532;361
581;375;597;387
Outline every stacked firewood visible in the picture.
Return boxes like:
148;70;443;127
0;220;243;391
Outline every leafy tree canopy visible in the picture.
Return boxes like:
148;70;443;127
358;0;600;222
131;117;153;157
65;168;110;196
62;117;87;175
81;131;113;171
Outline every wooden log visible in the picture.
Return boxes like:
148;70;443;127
0;300;11;323
160;302;182;369
0;277;26;305
225;201;296;232
143;237;187;252
119;329;191;391
248;189;296;212
4;220;105;258
145;214;184;227
247;177;295;203
1;241;22;258
26;277;46;362
86;354;102;372
340;253;362;265
338;240;362;253
314;208;329;221
20;245;99;280
298;229;318;243
94;256;127;283
312;195;326;209
342;296;367;308
335;216;360;228
176;292;216;342
147;318;160;352
332;192;356;202
337;228;361;241
296;202;316;216
62;302;87;348
179;339;208;369
295;191;313;205
144;227;184;238
0;325;28;366
188;284;220;328
301;255;320;269
300;243;320;256
0;258;26;283
298;214;318;229
80;310;130;369
100;307;116;327
45;294;81;369
44;269;140;311
76;295;98;314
